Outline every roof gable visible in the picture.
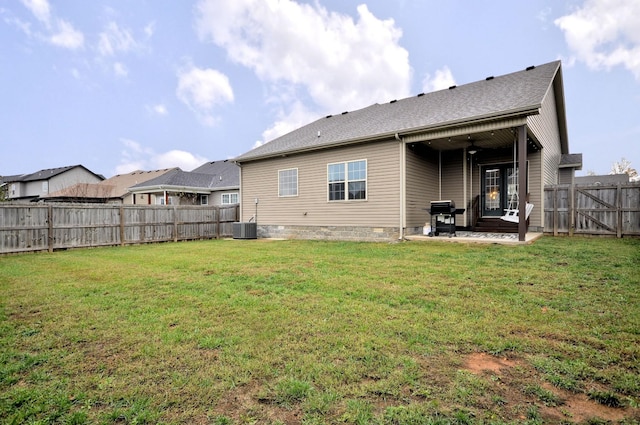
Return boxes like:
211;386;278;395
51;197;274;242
235;61;562;162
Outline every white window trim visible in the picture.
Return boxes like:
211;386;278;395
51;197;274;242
221;192;239;205
200;194;209;205
327;159;367;202
278;168;299;197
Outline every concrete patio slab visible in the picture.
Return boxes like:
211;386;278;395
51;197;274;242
405;231;544;245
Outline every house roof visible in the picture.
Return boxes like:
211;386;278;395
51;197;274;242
99;168;178;197
559;153;583;169
128;166;239;193
44;168;177;200
2;165;104;183
575;174;629;185
0;174;24;185
43;183;115;201
235;61;565;162
191;160;240;186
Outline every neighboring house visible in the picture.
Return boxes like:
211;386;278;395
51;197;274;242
575;174;629;186
42;168;177;204
2;165;104;202
234;60;582;242
128;160;240;206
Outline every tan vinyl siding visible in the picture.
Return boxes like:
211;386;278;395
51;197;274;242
441;150;465;210
558;168;573;185
527;84;562;228
240;140;401;227
528;84;562;185
527;151;543;228
405;148;438;228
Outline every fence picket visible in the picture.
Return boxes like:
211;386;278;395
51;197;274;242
0;203;239;254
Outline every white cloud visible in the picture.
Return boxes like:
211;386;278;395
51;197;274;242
176;64;234;126
98;21;138;56
536;6;552;28
6;16;33;38
555;0;640;79
144;22;155;38
20;0;50;26
422;66;456;93
113;61;128;77
149;103;168;116
116;139;208;174
261;100;320;142
50;19;84;49
195;0;411;140
154;150;208;170
18;0;84;49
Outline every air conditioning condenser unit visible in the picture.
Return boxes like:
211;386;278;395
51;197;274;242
233;222;257;239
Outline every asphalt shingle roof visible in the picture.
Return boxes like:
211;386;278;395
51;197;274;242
129;163;239;191
191;160;240;187
559;153;583;168
2;165;105;183
235;61;561;162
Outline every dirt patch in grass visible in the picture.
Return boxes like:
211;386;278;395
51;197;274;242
463;352;638;423
214;383;305;425
464;352;517;374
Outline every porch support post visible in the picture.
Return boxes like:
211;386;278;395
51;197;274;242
517;125;527;241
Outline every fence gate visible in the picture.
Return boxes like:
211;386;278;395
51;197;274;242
575;186;620;236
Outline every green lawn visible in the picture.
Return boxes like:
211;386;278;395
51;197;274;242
1;237;638;424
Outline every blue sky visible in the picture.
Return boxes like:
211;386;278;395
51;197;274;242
1;0;639;178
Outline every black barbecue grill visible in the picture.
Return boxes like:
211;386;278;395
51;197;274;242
428;200;464;237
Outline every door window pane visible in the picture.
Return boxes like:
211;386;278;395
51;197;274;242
484;169;500;211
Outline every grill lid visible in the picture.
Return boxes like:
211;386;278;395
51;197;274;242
429;200;456;214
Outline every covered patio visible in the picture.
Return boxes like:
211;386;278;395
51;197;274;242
403;123;542;242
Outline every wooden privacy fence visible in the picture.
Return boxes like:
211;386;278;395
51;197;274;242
0;203;239;254
544;183;640;237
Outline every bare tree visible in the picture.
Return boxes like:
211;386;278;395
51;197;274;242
610;158;639;182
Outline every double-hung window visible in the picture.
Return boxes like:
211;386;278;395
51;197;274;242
221;192;238;204
328;159;366;201
278;168;298;197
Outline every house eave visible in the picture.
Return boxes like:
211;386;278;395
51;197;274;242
235;106;540;163
128;185;213;194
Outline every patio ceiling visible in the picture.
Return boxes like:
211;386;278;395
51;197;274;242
411;127;541;153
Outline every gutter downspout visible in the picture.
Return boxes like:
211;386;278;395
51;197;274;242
236;162;243;221
395;133;405;240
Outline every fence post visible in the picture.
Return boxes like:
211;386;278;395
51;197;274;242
553;187;558;236
48;204;54;252
569;184;574;236
119;205;125;246
215;206;220;239
173;205;178;243
617;183;622;238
